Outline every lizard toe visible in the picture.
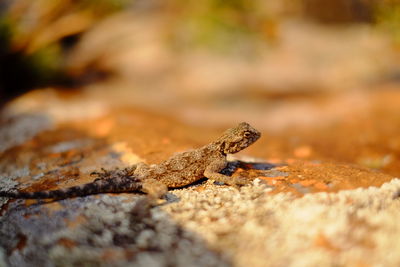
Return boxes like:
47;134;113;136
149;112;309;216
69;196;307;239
232;176;251;186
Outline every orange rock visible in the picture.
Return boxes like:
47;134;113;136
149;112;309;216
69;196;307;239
235;168;246;173
314;232;340;252
299;179;316;187
101;249;120;261
270;180;282;185
67;215;87;229
58;238;76;249
294;145;312;158
194;185;206;192
286;158;297;164
275;165;289;171
304;161;321;166
161;137;171;144
314;182;328;190
259;176;286;181
94;118;114;137
266;158;282;164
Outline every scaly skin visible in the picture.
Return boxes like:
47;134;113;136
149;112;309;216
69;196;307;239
0;122;261;199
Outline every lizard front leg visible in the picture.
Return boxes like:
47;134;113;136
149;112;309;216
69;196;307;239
204;159;249;186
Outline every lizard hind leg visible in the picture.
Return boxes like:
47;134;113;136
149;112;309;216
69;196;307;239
141;178;168;201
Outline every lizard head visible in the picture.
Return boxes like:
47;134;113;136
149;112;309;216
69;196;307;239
218;122;261;154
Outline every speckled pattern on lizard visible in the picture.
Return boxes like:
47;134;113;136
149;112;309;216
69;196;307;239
0;122;261;200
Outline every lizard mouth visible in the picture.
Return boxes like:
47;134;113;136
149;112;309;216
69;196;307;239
241;132;261;147
219;122;261;154
226;130;261;154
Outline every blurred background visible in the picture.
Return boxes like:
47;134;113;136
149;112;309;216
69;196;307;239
1;0;400;174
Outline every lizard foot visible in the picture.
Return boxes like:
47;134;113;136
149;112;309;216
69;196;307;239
206;172;250;187
230;176;251;186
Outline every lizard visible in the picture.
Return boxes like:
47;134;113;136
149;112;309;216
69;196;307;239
0;122;261;200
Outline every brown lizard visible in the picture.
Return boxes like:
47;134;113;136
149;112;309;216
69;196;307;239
0;122;261;200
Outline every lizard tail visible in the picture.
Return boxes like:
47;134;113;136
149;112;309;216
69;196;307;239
0;176;143;199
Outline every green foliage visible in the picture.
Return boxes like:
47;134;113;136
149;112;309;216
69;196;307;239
78;0;130;16
169;0;272;55
28;44;63;82
0;18;12;51
0;17;63;92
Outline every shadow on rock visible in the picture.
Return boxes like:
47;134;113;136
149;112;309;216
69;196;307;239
0;195;231;267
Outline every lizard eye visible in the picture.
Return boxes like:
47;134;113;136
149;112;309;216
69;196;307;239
244;132;251;137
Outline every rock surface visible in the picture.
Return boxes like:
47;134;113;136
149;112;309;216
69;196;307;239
1;89;400;266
